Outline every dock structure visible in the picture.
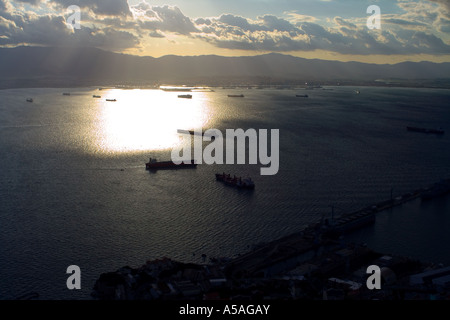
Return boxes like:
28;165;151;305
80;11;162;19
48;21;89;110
225;178;449;279
225;231;328;278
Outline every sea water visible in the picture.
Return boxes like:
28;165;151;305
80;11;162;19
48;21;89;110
1;86;450;299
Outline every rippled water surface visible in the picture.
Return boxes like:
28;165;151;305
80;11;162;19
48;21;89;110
1;86;450;299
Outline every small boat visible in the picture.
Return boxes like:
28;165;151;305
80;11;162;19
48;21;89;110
145;157;197;170
296;94;308;98
178;94;192;99
228;94;244;98
355;90;360;94
26;98;33;102
407;126;444;134
62;93;71;96
93;95;101;98
215;173;255;189
106;99;117;102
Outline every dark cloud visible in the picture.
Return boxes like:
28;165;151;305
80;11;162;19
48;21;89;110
429;0;450;23
409;31;450;53
90;16;137;29
384;18;428;27
194;13;450;55
0;0;12;17
12;0;41;5
194;18;211;26
0;14;139;51
2;15;71;46
149;30;164;38
429;0;450;13
260;15;301;33
333;17;357;29
136;5;198;35
0;15;15;37
218;14;261;32
72;27;140;51
51;0;131;16
437;17;450;32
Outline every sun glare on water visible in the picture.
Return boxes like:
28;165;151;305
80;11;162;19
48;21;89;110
95;89;209;153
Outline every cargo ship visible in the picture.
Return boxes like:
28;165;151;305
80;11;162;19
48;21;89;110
228;94;244;98
145;158;197;170
215;173;255;189
407;126;444;134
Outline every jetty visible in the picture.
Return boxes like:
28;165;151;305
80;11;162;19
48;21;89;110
225;178;448;278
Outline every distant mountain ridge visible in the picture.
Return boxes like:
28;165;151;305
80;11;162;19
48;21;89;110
0;46;449;88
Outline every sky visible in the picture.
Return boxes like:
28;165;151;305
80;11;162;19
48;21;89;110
0;0;449;63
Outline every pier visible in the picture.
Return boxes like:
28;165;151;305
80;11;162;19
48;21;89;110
225;179;448;279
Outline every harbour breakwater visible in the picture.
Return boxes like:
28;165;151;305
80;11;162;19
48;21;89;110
91;178;450;300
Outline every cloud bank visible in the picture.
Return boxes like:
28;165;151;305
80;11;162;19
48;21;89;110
0;0;448;56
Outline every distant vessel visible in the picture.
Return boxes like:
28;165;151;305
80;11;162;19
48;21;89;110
228;94;244;98
215;173;255;189
296;94;308;98
62;93;71;96
26;98;33;102
145;158;197;170
93;95;101;98
178;94;192;99
160;86;193;92
407;126;444;134
421;179;450;200
106;99;117;102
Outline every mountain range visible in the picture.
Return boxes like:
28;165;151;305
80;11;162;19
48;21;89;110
1;46;449;88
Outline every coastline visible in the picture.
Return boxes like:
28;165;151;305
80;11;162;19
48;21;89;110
1;80;450;91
